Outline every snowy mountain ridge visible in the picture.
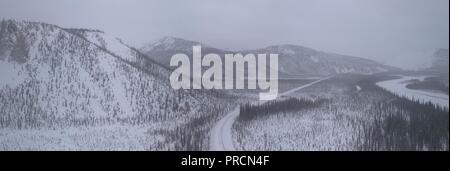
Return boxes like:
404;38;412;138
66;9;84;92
141;37;398;77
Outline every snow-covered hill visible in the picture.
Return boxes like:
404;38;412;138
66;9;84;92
0;20;230;150
141;37;398;77
141;36;230;67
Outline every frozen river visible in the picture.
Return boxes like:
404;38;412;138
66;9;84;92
376;76;449;109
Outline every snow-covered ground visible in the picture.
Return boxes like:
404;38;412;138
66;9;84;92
355;85;361;91
0;20;232;151
229;75;450;151
0;61;24;88
233;108;362;151
0;124;167;150
376;76;449;109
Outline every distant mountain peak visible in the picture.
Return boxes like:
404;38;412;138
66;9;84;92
159;36;189;43
265;44;310;49
255;44;320;56
141;36;205;52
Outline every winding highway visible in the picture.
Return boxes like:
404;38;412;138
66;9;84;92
209;77;331;151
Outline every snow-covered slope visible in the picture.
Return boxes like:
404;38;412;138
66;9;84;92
248;45;397;77
0;20;226;131
141;37;397;77
141;36;230;67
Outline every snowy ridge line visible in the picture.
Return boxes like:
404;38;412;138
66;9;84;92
118;40;173;71
66;29;226;97
209;77;332;151
62;28;172;79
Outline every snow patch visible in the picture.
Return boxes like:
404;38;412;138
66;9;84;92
0;61;25;88
84;32;136;62
310;56;319;63
281;48;296;55
355;85;361;91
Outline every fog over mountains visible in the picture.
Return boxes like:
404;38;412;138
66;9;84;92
428;49;449;75
1;0;448;70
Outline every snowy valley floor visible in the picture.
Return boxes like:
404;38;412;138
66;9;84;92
0;125;165;150
232;74;449;151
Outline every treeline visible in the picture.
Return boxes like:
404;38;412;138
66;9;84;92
238;98;326;121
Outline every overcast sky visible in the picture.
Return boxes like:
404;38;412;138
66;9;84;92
1;0;448;69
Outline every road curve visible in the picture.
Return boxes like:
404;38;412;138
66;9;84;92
209;77;331;151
